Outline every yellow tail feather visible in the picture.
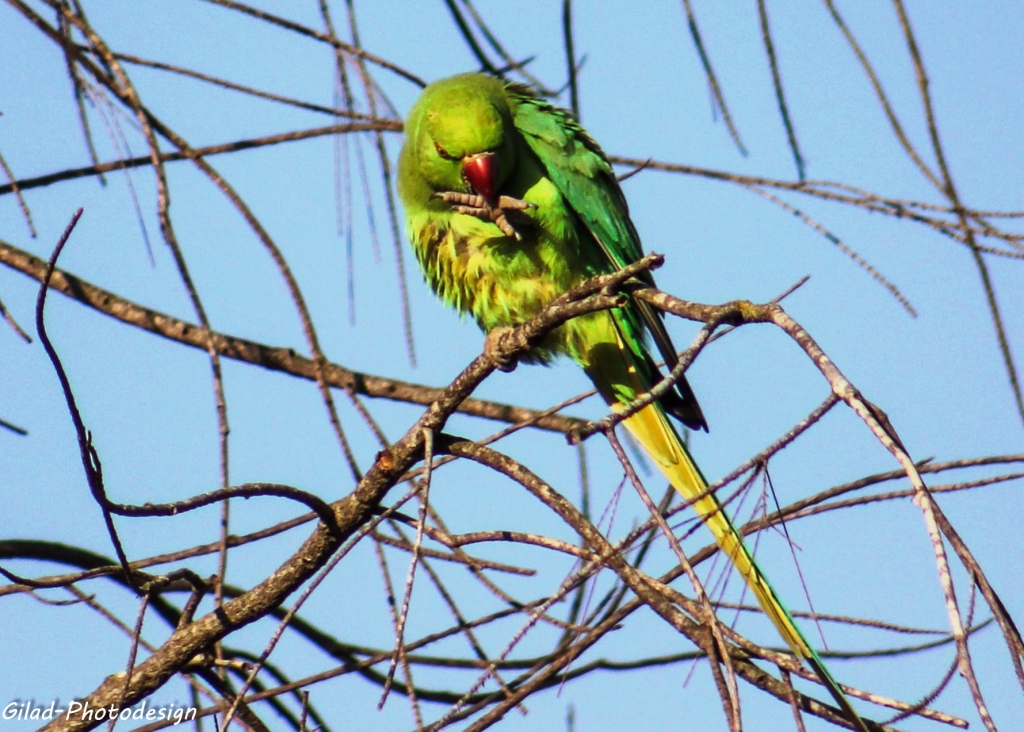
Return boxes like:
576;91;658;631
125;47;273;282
587;316;868;728
618;403;813;659
620;403;871;731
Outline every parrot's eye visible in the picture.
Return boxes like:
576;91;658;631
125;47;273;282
434;141;457;161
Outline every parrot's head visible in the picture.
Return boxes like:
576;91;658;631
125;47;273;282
410;75;517;207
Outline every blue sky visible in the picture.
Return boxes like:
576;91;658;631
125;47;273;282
1;2;1023;730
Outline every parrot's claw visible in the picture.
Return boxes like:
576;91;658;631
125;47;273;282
433;191;485;208
496;195;537;211
492;210;521;240
433;191;536;241
450;204;491;217
484;326;518;372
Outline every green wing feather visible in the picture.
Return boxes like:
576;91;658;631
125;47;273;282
508;85;706;430
508;85;645;266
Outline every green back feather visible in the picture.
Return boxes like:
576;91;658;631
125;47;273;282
507;84;707;429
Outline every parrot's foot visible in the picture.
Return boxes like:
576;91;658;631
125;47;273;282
433;191;536;241
484;325;518;372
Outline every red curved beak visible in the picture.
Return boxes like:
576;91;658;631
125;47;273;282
462;153;498;206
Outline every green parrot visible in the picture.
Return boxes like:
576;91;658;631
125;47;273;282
398;72;867;730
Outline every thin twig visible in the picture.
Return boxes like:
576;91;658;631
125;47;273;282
562;0;579;119
35;208;137;593
0;148;36;237
679;0;747;155
0;294;32;342
757;0;805;180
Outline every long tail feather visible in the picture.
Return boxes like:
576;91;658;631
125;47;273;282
621;402;871;731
